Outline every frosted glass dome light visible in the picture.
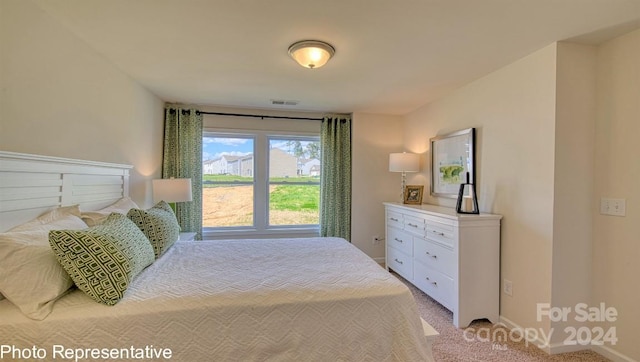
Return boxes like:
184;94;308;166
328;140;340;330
288;40;335;69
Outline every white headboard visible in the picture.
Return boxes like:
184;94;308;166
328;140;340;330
0;151;133;232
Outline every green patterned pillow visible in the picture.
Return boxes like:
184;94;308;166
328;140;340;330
127;201;180;259
48;213;154;305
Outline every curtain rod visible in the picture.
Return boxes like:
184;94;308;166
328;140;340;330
197;111;324;121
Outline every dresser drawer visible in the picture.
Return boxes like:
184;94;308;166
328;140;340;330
424;219;455;247
413;262;454;310
404;215;425;235
387;227;413;256
414;238;456;277
386;211;403;229
387;247;413;280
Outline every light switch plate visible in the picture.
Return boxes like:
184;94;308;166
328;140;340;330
600;198;626;216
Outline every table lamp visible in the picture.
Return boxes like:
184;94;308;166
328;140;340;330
152;178;193;212
389;152;420;203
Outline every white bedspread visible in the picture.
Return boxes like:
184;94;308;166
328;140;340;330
0;237;430;361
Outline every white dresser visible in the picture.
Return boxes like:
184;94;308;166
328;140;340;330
384;202;502;328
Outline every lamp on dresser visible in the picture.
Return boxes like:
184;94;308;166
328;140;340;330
389;152;420;203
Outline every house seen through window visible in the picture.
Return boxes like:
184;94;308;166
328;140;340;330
202;133;320;231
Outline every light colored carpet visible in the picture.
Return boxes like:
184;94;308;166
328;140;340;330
393;272;610;362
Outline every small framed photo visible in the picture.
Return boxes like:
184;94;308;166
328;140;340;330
404;185;424;205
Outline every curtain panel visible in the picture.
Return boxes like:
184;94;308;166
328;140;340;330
319;115;352;241
162;106;203;239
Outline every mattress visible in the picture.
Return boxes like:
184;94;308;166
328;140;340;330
0;237;430;361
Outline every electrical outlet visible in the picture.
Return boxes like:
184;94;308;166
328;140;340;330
503;279;513;297
601;198;626;216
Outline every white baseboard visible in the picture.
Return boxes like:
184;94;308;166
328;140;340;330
499;315;636;361
499;316;552;352
547;341;591;355
591;345;637;362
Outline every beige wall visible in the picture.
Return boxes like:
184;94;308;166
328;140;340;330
200;105;323;133
352;112;404;261
550;42;597;349
0;0;164;207
404;43;559;336
592;29;640;360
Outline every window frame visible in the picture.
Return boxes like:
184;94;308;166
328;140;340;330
202;128;320;240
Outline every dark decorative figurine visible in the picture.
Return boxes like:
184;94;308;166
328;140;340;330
456;172;479;214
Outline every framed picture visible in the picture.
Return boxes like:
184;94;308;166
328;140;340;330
430;128;475;198
404;185;424;205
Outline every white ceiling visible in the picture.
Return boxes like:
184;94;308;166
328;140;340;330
34;0;640;115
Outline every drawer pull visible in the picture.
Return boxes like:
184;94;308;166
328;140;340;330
425;251;437;259
430;230;445;236
425;277;437;286
394;237;403;243
390;217;399;222
407;223;419;228
394;258;404;265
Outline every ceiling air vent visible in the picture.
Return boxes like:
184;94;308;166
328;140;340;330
271;99;299;106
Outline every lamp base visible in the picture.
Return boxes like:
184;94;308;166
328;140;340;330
400;172;406;203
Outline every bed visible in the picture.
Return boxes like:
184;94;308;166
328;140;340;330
0;151;432;361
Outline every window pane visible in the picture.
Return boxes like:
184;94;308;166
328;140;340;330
202;136;254;227
269;184;319;225
268;138;320;226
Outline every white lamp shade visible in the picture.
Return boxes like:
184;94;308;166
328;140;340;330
389;153;420;172
152;178;193;203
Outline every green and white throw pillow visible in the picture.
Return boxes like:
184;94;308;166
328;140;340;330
127;201;180;259
49;213;154;305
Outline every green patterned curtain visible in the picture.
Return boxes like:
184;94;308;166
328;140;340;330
162;106;203;239
320;115;352;241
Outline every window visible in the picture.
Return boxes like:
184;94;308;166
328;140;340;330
202;136;254;228
268;138;320;226
202;131;320;237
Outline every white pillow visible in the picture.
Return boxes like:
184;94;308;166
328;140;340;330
0;213;87;320
9;205;81;232
81;197;140;227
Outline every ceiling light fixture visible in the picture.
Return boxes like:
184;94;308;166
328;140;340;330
288;40;335;69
